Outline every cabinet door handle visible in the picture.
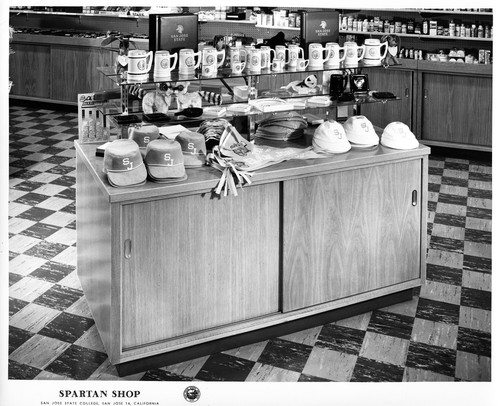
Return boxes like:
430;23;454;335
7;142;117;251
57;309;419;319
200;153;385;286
423;89;428;99
124;239;132;259
405;88;409;98
412;190;418;206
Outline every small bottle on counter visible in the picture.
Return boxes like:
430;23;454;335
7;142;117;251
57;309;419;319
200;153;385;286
478;24;484;37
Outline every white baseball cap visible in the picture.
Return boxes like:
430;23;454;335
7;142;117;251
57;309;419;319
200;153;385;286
381;122;419;150
343;115;379;147
312;121;351;154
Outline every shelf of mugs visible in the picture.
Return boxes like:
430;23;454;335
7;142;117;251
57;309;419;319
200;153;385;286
340;30;493;42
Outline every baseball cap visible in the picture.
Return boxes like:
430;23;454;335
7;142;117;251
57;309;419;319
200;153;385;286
103;139;147;187
128;125;160;155
175;131;207;167
144;139;187;182
343;115;379;147
381;122;419;150
312;121;351;154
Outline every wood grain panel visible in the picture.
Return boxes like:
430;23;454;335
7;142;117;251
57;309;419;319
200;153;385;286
76;150;115;359
421;72;492;147
121;183;280;349
283;159;422;312
9;43;51;98
360;68;414;130
51;45;114;102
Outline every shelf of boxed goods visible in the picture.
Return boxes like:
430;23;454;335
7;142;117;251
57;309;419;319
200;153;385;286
340;30;493;42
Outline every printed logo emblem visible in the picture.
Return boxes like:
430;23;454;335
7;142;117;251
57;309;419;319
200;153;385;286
183;386;201;403
320;20;327;29
137;60;146;71
176;25;184;34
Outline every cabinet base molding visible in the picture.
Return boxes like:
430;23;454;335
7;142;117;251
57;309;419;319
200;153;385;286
115;288;414;377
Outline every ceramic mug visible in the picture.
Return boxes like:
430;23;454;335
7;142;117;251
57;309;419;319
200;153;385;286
287;44;304;68
242;45;255;69
363;38;388;65
178;48;201;75
296;58;310;71
308;43;328;68
344;42;366;67
230;46;244;63
275;45;290;63
248;48;262;73
324;42;346;68
201;46;225;76
231;60;246;74
260;46;275;69
271;58;285;72
153;50;178;78
127;50;153;80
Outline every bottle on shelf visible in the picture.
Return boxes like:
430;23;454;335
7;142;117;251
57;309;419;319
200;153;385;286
478;24;484;38
449;20;455;37
460;23;466;37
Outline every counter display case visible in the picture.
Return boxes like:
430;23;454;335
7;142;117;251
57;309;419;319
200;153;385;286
76;62;430;375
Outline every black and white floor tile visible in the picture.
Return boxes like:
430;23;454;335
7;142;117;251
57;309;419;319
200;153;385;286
7;104;492;382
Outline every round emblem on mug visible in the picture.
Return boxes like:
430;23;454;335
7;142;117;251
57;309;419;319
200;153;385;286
206;55;215;65
185;57;194;67
160;59;169;69
369;48;376;56
137;60;146;71
312;50;319;59
251;56;259;66
183;386;201;403
347;49;355;57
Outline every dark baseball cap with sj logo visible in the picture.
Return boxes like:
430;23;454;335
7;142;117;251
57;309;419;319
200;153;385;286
103;139;147;187
144;139;187;182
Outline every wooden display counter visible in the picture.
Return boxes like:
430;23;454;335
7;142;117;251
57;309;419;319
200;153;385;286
76;139;430;375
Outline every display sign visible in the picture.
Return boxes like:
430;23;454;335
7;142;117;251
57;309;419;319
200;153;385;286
300;10;339;58
149;13;198;55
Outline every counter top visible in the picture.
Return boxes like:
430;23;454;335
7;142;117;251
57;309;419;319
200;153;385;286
75;138;430;204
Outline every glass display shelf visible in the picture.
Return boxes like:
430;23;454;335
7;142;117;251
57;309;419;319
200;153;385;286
97;61;398;87
100;94;401;129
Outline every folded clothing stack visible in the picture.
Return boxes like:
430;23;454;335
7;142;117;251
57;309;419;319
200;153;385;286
254;112;308;141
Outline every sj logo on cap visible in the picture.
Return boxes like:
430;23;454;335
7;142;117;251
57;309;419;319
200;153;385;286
122;157;135;170
164;153;174;166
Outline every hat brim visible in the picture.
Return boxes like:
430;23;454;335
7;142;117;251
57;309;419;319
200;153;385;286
149;173;188;183
381;138;419;150
106;163;147;187
183;154;206;168
147;164;186;179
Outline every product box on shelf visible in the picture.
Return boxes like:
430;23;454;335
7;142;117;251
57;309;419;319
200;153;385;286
149;13;198;55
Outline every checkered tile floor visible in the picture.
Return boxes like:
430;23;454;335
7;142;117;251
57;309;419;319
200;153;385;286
8;104;492;381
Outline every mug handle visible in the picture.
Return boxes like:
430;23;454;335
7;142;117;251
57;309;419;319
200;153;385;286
169;52;178;71
357;45;366;61
193;51;201;69
217;49;225;67
145;51;154;72
303;59;310;68
270;49;276;61
241;61;246;70
379;42;388;60
338;47;346;62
